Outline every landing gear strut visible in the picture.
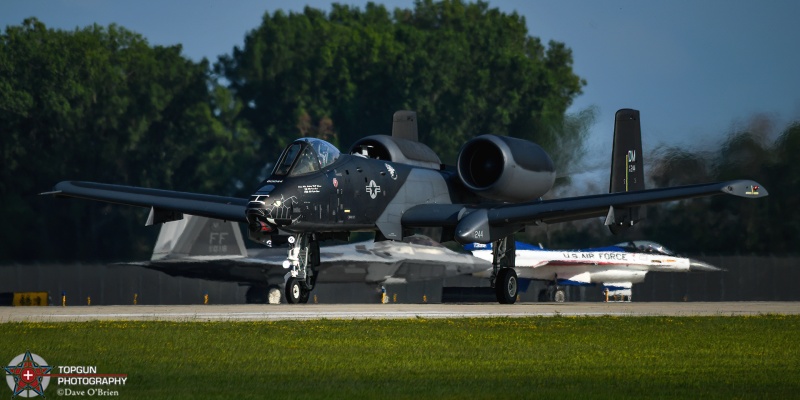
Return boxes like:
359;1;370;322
284;233;319;304
491;236;517;304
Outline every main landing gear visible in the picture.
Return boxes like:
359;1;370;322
541;286;566;303
538;275;566;303
283;233;320;304
245;285;283;304
491;236;518;304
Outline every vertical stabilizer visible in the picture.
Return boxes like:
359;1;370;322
151;215;247;260
392;110;418;142
610;109;644;193
606;109;646;234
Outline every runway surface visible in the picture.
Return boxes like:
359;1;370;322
1;302;798;322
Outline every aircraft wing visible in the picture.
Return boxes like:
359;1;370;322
402;179;767;244
42;181;249;224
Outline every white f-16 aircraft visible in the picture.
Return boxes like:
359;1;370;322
128;215;489;304
466;240;721;302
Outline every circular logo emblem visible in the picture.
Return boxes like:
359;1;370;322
5;352;52;398
332;178;339;188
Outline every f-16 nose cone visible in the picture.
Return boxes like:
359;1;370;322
689;259;724;272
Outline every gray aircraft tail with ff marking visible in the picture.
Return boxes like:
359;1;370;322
45;109;767;304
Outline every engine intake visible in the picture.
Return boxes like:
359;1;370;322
457;135;555;202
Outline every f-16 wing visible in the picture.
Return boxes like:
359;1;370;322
42;181;249;224
402;179;767;244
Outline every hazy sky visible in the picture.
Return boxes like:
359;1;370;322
4;0;800;177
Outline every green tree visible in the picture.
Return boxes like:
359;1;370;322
216;0;586;167
637;116;798;255
0;19;257;262
535;114;800;255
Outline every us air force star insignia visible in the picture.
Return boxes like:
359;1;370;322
366;180;381;199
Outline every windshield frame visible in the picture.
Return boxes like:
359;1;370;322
272;143;303;176
270;138;341;178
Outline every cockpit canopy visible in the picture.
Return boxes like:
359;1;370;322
272;138;341;177
615;240;676;256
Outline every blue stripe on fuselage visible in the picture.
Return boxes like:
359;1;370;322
463;242;624;253
463;241;543;251
557;279;594;287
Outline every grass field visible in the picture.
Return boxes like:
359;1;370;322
2;316;799;399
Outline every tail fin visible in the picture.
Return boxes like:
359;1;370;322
151;215;247;260
606;109;646;234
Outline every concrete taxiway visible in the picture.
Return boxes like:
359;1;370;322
1;302;798;322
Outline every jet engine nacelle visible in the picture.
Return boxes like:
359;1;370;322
457;134;555;202
349;135;441;170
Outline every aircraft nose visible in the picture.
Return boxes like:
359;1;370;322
246;195;275;234
246;193;270;219
245;187;299;229
689;259;724;272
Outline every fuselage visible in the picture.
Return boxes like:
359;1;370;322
469;241;717;288
248;155;450;230
244;134;560;246
245;138;478;239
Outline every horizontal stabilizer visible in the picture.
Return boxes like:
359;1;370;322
146;207;183;226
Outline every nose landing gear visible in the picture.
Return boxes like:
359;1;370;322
283;233;319;304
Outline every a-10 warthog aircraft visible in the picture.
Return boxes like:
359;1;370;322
44;109;767;304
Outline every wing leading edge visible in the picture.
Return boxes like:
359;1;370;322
402;179;767;244
42;181;249;223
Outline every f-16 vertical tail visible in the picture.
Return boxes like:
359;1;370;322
606;109;645;234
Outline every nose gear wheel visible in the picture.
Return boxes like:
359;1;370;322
284;233;319;304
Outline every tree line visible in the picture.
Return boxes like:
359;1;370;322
0;1;587;262
1;1;792;263
537;115;800;255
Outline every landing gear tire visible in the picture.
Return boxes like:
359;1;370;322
285;278;302;304
553;288;566;303
299;289;310;304
495;268;518;304
267;286;282;304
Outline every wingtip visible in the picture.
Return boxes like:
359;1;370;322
721;180;768;198
40;181;73;196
